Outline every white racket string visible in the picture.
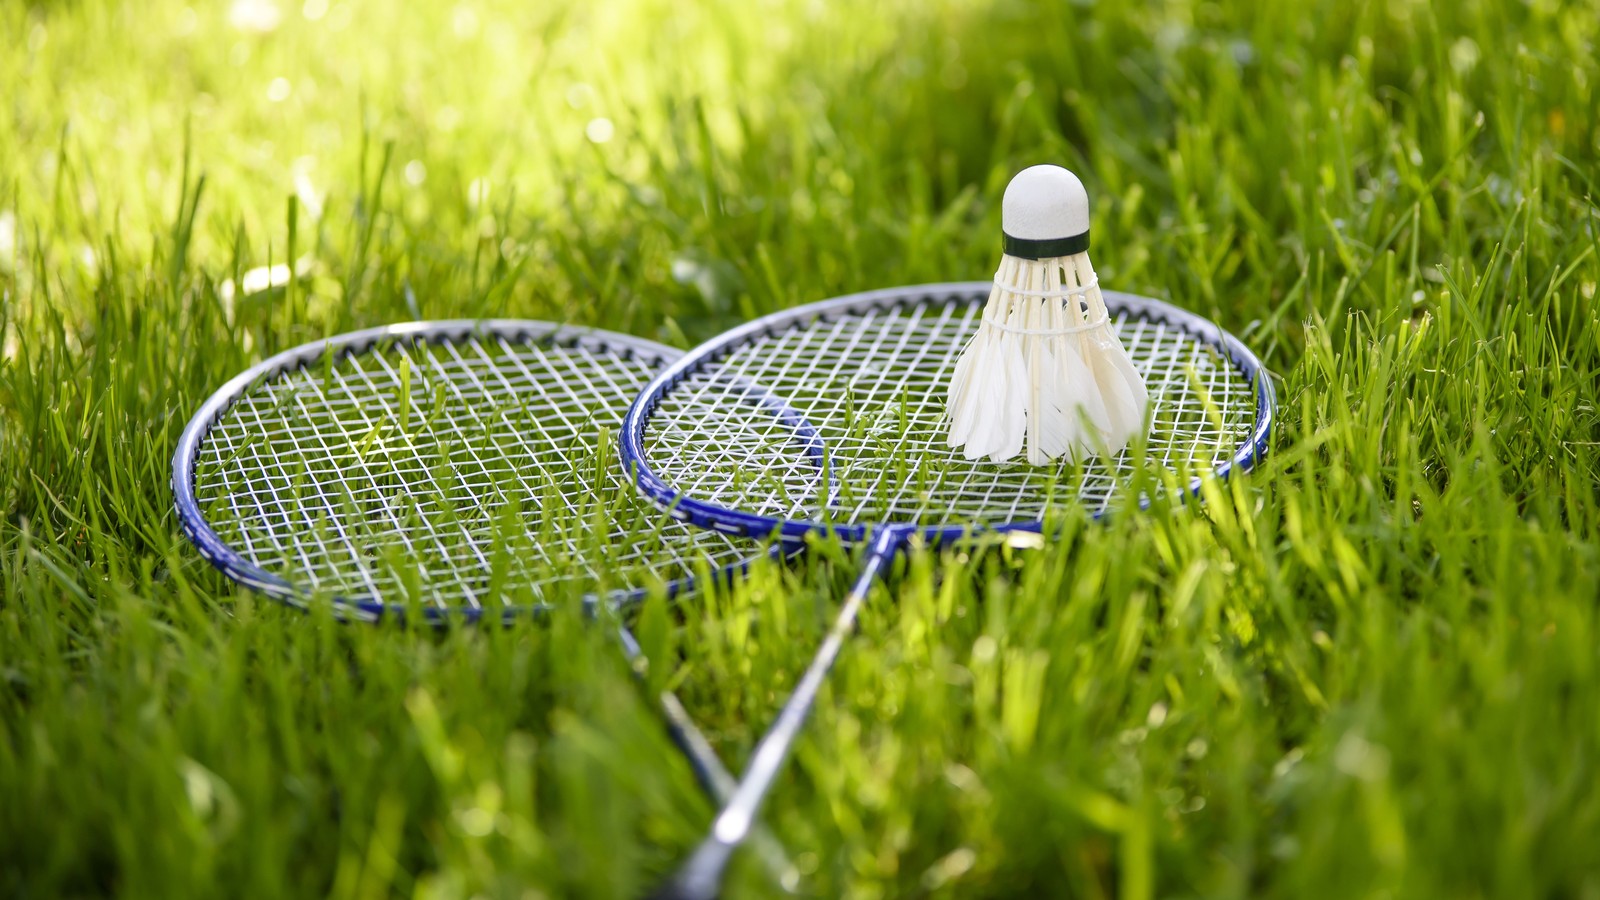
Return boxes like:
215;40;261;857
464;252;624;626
192;334;752;610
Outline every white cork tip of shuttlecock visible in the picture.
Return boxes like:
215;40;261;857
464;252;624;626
1001;165;1090;243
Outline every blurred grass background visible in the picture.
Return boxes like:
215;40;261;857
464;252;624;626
3;0;1599;897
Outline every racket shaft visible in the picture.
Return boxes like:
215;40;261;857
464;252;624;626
660;529;904;898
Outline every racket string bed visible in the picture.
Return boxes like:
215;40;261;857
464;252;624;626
642;303;1258;532
190;331;751;610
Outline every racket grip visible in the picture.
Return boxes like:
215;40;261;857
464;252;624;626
649;836;737;900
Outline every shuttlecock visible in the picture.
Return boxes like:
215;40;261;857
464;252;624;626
946;165;1149;465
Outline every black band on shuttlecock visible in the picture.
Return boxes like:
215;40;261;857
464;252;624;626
1002;230;1090;260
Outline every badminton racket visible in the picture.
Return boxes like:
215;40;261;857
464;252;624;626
171;319;798;883
621;282;1275;897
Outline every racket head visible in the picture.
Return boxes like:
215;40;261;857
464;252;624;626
620;282;1275;544
173;320;773;624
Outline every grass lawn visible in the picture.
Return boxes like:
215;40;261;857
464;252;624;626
3;0;1599;896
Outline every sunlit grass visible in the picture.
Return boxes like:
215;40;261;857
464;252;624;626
3;0;1600;897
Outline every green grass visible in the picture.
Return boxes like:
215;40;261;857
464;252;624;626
4;0;1600;896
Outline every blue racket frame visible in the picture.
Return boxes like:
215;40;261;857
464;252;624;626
619;281;1276;898
172;320;805;887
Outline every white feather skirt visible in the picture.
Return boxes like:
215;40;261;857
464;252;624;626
946;254;1149;464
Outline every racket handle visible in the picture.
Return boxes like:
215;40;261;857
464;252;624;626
657;528;905;898
649;837;738;900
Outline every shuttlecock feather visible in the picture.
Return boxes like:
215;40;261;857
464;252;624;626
946;165;1148;465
